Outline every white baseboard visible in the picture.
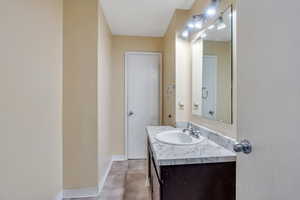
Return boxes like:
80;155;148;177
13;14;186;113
112;155;126;161
63;186;98;199
54;191;63;200
62;155;125;199
98;158;113;194
63;156;117;199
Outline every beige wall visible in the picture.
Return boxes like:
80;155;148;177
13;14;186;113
97;2;113;186
176;37;192;123
64;0;114;191
0;0;63;199
163;13;177;126
111;36;163;155
63;0;98;189
163;10;190;126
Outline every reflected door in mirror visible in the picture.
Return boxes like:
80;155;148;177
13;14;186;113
202;55;217;120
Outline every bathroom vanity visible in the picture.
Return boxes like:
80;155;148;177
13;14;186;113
147;126;236;200
147;2;237;200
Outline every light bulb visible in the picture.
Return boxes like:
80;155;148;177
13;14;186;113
208;24;215;30
217;23;226;30
206;7;216;16
182;30;189;38
188;21;195;29
195;21;202;29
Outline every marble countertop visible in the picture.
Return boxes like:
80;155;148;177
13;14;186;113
147;126;236;166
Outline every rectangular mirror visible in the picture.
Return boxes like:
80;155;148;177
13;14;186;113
192;6;233;124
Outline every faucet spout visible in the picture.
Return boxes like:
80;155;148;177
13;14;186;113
182;124;201;139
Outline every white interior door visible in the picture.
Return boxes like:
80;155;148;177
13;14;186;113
202;55;217;120
126;52;160;159
236;0;300;199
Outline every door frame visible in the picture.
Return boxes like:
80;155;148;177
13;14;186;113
124;51;162;159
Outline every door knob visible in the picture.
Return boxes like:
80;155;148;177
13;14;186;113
234;140;252;154
209;110;215;116
128;111;134;116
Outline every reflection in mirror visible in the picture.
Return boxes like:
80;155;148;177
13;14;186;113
192;7;232;124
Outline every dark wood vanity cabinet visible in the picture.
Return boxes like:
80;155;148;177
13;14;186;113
148;143;236;200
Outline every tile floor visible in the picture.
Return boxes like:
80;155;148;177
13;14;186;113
69;160;150;200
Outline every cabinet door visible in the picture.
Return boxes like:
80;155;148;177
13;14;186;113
150;158;160;200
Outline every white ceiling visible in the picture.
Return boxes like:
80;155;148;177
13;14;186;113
100;0;196;37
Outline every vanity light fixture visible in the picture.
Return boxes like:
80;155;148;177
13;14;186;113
217;16;226;30
192;14;205;30
181;0;221;40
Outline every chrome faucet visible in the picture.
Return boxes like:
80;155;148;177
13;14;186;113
183;124;201;138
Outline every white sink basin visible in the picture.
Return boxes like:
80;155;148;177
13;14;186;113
155;130;204;146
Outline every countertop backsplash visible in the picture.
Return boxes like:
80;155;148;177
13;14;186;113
188;122;237;152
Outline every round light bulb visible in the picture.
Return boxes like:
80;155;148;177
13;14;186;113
217;23;226;30
206;7;216;16
187;22;195;29
195;21;202;29
208;24;215;30
182;30;189;38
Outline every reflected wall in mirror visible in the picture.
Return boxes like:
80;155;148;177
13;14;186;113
192;7;233;124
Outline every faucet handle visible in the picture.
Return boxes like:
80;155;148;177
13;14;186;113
193;129;201;133
192;129;201;138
